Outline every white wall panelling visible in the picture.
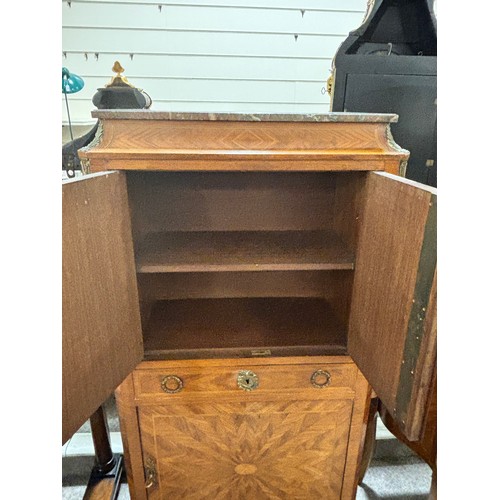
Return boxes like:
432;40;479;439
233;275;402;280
63;53;331;80
62;0;366;124
63;3;363;32
63;29;347;56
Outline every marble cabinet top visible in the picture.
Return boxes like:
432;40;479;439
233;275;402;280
91;110;398;123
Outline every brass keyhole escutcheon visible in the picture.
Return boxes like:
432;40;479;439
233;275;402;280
237;370;259;391
161;375;184;394
311;369;331;388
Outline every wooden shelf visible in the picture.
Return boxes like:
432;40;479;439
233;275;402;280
136;231;354;273
143;297;347;360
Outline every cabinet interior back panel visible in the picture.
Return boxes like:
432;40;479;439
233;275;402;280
143;297;347;360
138;270;354;335
138;270;351;300
135;230;355;273
127;171;340;235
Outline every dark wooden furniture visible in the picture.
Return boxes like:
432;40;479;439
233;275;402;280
63;111;436;499
62;60;151;176
330;0;437;187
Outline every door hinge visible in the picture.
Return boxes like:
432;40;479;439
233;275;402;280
144;457;157;490
399;159;408;177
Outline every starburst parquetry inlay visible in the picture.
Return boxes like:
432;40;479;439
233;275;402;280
140;399;353;499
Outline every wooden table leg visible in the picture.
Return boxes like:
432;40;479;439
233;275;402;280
357;397;378;484
90;405;116;473
83;405;124;500
359;400;437;498
378;389;436;500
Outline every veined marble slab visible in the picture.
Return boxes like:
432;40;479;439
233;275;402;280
91;110;398;123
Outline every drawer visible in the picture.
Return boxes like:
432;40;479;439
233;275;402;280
132;361;358;403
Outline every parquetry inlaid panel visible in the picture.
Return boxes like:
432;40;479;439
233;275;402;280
80;113;408;173
100;121;387;152
139;400;353;499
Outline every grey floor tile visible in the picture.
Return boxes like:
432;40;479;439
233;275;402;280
357;459;432;499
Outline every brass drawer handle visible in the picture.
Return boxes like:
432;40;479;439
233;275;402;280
237;370;259;391
161;375;184;394
311;369;331;388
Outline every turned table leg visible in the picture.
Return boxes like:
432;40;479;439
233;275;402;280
378;397;437;500
83;404;124;500
90;405;116;473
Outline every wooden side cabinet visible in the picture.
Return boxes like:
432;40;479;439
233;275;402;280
116;358;371;499
63;111;436;500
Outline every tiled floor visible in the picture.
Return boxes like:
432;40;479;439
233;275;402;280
357;457;432;499
62;397;432;499
62;444;431;499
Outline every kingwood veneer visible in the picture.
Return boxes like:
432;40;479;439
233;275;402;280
62;111;436;500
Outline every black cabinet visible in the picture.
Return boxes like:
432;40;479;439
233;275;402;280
330;0;437;187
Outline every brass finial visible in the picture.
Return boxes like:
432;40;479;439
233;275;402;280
112;61;124;75
106;60;134;88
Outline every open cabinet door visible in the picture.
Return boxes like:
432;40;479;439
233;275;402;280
62;171;143;444
348;171;436;442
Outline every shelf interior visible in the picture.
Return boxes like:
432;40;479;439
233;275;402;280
128;171;365;361
143;297;347;360
136;230;354;273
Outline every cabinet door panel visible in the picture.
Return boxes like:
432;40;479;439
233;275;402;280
62;171;143;443
139;399;353;499
348;172;436;441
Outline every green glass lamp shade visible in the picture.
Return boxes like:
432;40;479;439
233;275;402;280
62;67;84;94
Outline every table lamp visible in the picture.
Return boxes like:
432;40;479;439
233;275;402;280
62;67;84;178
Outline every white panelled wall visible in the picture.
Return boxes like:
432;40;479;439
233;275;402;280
62;0;366;125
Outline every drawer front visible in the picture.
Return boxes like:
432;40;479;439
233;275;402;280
133;362;357;403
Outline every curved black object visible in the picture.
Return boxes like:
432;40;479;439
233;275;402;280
62;122;99;174
62;81;152;173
